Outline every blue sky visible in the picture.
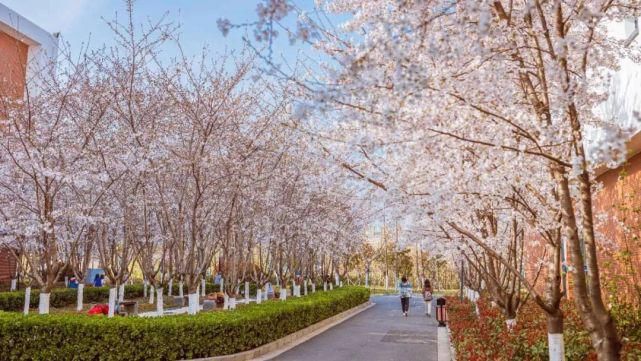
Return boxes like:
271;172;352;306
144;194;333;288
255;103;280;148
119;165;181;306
3;0;316;63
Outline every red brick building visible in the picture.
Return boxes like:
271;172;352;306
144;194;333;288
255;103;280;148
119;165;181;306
0;4;59;283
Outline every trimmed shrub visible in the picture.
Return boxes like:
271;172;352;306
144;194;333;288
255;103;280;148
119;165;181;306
0;286;369;360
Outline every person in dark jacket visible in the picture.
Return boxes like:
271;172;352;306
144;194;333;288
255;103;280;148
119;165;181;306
399;276;412;317
93;274;103;287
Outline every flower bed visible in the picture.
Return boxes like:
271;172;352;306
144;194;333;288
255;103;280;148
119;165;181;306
446;296;641;361
0;286;369;360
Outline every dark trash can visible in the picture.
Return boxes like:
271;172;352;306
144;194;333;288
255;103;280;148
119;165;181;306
436;297;448;327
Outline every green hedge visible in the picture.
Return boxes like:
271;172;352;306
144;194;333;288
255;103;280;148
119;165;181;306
0;283;233;312
0;286;369;361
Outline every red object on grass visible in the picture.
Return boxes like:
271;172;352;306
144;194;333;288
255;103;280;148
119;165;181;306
88;304;109;315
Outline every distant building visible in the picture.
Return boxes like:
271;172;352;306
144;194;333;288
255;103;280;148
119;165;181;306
0;3;59;283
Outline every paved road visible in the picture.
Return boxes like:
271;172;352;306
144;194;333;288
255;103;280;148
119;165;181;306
273;295;438;361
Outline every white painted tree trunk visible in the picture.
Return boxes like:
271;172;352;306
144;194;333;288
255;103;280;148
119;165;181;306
107;288;117;318
312;283;316;293
245;282;250;302
10;279;17;291
156;287;164;316
143;280;147;298
220;278;224;293
365;272;369;287
280;289;287;301
188;293;199;315
506;319;517;330
118;284;125;302
201;278;206;297
223;294;229;310
330;283;333;290
64;276;69;287
77;283;84;311
385;275;389;289
335;274;339;285
178;281;184;298
168;279;173;296
38;293;50;314
304;280;308;295
339;281;343;287
256;289;262;304
548;333;565;361
149;286;155;304
229;297;237;310
23;287;31;315
323;282;327;291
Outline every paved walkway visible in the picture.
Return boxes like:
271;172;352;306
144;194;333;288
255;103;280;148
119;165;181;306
273;295;438;361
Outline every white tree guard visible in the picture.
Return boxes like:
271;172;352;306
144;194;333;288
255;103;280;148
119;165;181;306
188;293;199;315
23;287;31;315
156;287;164;315
548;333;565;361
118;284;125;302
108;288;117;318
77;283;84;311
506;319;517;330
38;293;50;314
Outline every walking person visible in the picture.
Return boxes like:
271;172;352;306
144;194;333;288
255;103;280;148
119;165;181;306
423;279;433;317
399;276;412;317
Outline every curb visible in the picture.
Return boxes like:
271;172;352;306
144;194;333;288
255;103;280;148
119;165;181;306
188;301;375;361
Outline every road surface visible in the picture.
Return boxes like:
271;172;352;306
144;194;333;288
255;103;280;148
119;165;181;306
273;295;438;361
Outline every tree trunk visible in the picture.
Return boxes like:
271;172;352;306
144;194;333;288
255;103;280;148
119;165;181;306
547;310;565;361
107;287;117;318
554;166;621;360
187;293;199;315
156;287;164;315
23;286;31;315
38;293;50;314
76;283;84;311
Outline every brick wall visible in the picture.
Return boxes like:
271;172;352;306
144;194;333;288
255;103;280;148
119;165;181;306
593;148;641;304
0;249;17;281
0;30;28;100
522;134;641;304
